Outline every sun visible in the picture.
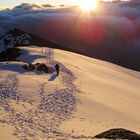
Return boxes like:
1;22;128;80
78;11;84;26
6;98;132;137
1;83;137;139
76;0;98;11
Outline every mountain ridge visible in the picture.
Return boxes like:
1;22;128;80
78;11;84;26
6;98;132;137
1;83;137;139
0;28;64;51
0;28;140;72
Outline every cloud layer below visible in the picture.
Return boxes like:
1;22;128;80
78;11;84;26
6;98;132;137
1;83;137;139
0;1;140;44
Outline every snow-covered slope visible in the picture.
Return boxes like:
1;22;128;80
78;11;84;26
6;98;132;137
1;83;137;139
55;49;140;136
0;46;140;139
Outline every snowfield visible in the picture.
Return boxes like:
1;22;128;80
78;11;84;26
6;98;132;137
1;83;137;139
0;46;140;139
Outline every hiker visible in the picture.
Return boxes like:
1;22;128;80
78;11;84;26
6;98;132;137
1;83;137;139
55;64;60;76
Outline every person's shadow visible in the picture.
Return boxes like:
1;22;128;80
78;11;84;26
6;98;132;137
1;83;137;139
48;74;57;81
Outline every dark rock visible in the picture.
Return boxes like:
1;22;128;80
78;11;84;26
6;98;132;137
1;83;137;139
0;48;21;61
22;64;35;71
28;64;35;71
22;64;29;70
95;128;140;140
36;63;48;73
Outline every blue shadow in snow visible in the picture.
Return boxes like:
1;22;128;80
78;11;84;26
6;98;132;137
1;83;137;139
48;74;57;81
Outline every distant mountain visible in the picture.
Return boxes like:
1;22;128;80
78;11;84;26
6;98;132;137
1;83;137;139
0;28;63;52
0;29;30;51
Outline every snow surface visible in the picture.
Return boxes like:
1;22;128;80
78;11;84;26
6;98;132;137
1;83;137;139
0;46;140;139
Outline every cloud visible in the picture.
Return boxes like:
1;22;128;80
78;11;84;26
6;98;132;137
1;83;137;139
0;2;140;48
13;3;42;9
42;4;55;8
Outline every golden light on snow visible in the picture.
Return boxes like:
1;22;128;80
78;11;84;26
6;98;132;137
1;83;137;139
75;0;98;11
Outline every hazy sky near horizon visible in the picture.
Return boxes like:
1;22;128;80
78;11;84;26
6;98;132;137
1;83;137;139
0;0;74;9
0;0;124;9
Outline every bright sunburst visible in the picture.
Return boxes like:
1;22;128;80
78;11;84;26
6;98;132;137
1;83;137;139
76;0;98;11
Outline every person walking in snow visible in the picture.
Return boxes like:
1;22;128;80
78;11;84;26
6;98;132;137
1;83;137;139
55;64;60;76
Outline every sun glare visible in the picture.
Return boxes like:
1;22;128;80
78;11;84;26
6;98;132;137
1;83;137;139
76;0;98;11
